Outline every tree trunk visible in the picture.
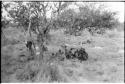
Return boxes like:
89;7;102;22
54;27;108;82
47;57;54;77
36;33;44;61
27;19;32;38
26;16;36;56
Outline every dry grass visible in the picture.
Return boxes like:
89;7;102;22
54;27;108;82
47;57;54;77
1;27;124;83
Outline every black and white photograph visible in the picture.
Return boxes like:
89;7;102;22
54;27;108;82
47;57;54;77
1;0;124;83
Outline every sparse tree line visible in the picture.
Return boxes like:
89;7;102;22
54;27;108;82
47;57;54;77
55;3;118;35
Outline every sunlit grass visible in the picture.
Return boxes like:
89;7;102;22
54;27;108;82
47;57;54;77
1;27;124;82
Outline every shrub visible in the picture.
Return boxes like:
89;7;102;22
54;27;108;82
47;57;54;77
57;3;118;35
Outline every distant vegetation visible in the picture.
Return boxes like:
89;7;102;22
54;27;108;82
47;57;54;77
2;2;119;35
55;3;119;35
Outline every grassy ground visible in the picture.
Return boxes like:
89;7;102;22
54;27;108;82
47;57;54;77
1;27;124;82
48;29;124;82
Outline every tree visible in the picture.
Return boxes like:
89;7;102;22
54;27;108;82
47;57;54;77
58;9;78;34
51;2;72;29
2;1;51;60
59;2;119;35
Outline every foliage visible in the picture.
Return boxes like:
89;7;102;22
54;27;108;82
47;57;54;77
56;2;118;35
1;17;10;28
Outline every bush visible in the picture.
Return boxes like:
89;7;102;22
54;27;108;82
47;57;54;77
57;3;118;35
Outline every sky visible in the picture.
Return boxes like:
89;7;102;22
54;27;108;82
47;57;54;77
105;2;124;22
